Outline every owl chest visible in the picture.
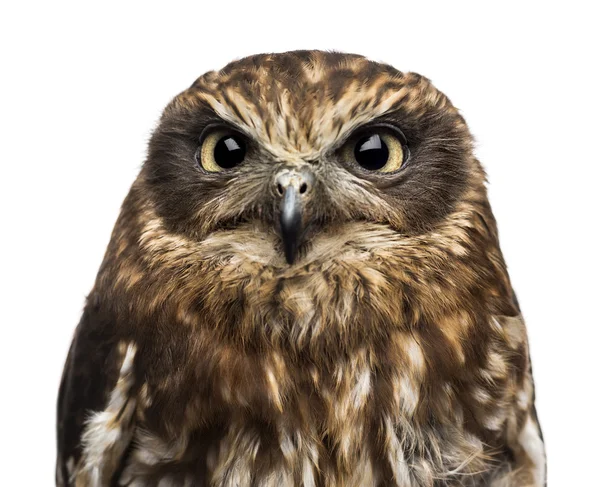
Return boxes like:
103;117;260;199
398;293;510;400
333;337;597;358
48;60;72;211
128;350;508;487
127;277;501;485
129;364;403;486
129;337;438;486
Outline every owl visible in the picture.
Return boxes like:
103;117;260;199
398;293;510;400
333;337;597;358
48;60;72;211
56;50;545;486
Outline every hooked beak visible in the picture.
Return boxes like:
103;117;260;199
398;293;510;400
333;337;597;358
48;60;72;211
280;186;303;264
274;166;314;265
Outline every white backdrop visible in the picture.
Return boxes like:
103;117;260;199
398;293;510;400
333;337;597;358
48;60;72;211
1;1;598;485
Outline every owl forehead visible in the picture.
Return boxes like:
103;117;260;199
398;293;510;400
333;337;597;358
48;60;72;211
179;52;446;161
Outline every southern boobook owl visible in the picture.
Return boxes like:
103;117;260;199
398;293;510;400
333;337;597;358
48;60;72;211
57;50;546;486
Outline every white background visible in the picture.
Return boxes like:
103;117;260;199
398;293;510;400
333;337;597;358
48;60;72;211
1;1;598;485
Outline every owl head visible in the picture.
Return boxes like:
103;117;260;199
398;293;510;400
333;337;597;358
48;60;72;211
142;50;480;266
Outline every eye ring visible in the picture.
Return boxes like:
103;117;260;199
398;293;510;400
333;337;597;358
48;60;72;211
195;126;247;172
343;124;409;174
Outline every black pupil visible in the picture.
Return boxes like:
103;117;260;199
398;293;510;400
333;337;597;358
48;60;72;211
214;135;246;168
354;134;389;170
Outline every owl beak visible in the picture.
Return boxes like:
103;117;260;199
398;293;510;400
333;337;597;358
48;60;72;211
275;167;314;265
280;186;303;264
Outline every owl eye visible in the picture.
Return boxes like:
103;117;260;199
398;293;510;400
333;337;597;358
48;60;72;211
350;128;408;173
196;129;246;172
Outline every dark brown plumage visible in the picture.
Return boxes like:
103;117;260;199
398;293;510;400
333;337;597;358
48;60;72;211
57;50;545;486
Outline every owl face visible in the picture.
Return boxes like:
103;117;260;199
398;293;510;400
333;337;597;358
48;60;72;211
143;51;475;265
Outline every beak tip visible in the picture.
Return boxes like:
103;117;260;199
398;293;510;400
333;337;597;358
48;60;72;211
283;243;297;265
